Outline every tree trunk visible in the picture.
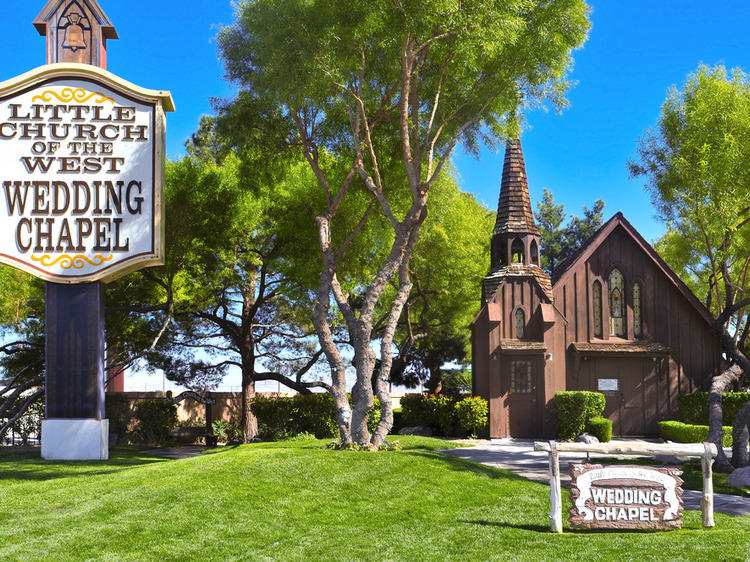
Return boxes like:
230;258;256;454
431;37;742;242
241;365;258;442
350;339;376;446
425;361;443;395
709;321;750;471
311;246;353;445
707;365;743;472
731;402;750;468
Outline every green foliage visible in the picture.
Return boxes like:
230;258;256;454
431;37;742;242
455;397;489;437
630;65;750;350
553;391;606;441
535;189;605;274
105;393;132;439
9;399;43;446
133;400;178;444
250;394;382;440
400;394;462;436
211;420;243;443
677;392;750;425
388;180;494;390
586;416;612;443
659;421;733;447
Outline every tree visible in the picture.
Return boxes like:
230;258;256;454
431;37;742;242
629;64;750;470
218;0;590;447
121;154;340;441
535;188;605;274
386;172;494;394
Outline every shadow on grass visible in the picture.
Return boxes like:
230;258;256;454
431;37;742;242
0;448;168;482
459;519;550;532
410;450;534;482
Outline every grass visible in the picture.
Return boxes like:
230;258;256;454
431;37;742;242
0;437;748;561
596;457;750;497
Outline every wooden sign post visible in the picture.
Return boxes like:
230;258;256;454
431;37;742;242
534;441;718;533
0;1;172;459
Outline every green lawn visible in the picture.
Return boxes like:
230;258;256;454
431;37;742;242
0;438;748;561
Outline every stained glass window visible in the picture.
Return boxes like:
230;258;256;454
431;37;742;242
633;282;642;337
515;308;525;339
510;361;533;394
609;268;625;336
593;281;603;338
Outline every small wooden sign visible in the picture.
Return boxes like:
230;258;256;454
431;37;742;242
569;464;684;530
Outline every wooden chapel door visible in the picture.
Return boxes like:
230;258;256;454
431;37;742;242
506;356;544;437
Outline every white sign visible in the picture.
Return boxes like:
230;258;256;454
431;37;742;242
0;63;173;283
597;378;619;392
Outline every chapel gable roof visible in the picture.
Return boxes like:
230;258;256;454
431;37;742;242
551;212;715;327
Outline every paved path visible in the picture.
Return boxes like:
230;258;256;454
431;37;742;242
441;438;750;517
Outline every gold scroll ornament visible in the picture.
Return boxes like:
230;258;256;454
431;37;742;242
32;87;114;104
32;254;113;270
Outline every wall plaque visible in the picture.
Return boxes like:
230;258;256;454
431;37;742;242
569;463;684;530
0;62;173;283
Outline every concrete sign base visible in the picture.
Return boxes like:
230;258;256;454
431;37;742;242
41;418;109;460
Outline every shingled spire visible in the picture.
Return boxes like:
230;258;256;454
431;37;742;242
490;139;542;271
494;139;540;236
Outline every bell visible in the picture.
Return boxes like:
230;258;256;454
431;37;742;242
62;13;87;52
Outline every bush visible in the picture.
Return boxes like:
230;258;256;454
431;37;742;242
250;393;381;441
401;394;434;427
455;397;488;437
105;393;131;439
400;394;461;436
553;391;606;441
134;399;178;444
212;420;243;443
251;395;296;439
586;416;612;443
659;420;733;447
677;392;750;426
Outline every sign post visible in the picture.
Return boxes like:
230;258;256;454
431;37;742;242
0;0;173;460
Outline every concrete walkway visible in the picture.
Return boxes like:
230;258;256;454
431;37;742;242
441;438;750;517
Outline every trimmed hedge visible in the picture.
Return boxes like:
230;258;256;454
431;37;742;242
455;397;489;437
553;391;606;441
250;393;381;440
401;394;461;436
677;392;750;426
134;399;178;444
586;416;612;443
659;420;733;447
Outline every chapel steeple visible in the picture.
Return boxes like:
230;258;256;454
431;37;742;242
490;139;542;270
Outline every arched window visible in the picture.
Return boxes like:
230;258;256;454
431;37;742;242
593;281;603;338
530;240;539;266
633;282;642;337
511;238;524;264
609;268;625;337
515;308;525;339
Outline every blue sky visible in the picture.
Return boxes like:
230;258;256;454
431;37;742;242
2;1;749;390
3;1;749;242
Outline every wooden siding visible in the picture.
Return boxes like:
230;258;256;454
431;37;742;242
551;224;722;432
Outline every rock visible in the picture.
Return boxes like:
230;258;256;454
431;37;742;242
576;433;599;444
399;426;432;436
727;466;750;487
245;437;262;444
